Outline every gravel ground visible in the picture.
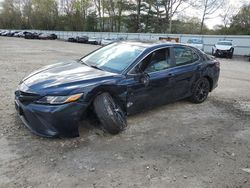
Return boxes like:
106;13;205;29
0;37;250;188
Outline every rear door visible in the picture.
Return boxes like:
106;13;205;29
171;46;202;100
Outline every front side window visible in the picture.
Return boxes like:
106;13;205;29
81;42;145;73
174;47;199;66
134;48;172;74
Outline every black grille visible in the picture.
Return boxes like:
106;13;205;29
15;90;41;103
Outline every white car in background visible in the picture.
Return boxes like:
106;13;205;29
212;40;234;58
101;37;127;46
101;38;116;46
88;37;101;45
186;38;204;51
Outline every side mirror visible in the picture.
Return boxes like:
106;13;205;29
133;65;150;86
132;68;150;86
140;73;150;86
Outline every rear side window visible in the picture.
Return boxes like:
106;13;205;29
174;47;199;66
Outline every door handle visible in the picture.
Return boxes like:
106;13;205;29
168;73;175;77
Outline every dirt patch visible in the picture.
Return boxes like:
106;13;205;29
0;37;250;188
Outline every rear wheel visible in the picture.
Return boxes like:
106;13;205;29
190;78;210;103
93;93;127;134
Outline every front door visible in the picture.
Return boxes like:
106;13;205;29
126;47;176;114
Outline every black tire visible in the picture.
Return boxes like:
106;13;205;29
212;49;217;57
93;92;127;134
190;78;210;103
229;48;234;59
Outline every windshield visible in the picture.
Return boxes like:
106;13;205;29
81;42;145;73
217;41;232;46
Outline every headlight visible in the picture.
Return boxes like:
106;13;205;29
36;93;83;104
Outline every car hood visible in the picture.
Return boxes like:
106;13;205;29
215;45;232;50
21;60;118;95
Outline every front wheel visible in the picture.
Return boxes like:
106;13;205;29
228;48;234;59
212;48;217;56
190;78;210;103
93;93;127;134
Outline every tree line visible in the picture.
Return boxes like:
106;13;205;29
0;0;249;35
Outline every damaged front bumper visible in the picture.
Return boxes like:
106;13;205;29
14;98;88;138
215;49;232;57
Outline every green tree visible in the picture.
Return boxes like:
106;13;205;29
31;0;58;30
85;11;98;31
230;3;250;34
22;0;33;29
0;0;22;29
172;16;209;34
62;0;91;31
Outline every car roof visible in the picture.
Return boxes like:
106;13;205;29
119;40;190;49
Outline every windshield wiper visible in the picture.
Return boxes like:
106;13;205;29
80;60;103;71
90;65;103;71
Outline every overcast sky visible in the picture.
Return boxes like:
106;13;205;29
0;0;247;30
184;0;247;29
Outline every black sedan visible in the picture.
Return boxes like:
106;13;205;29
76;36;89;43
15;41;220;138
24;32;40;39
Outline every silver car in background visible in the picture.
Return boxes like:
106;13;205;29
187;38;204;51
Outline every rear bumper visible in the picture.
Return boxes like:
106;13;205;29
15;99;88;138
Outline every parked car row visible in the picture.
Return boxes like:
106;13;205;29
0;31;236;58
1;30;125;46
0;30;58;40
67;36;127;46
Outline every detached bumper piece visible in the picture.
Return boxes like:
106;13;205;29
15;91;87;138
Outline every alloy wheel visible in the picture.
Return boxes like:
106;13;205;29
194;79;209;102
